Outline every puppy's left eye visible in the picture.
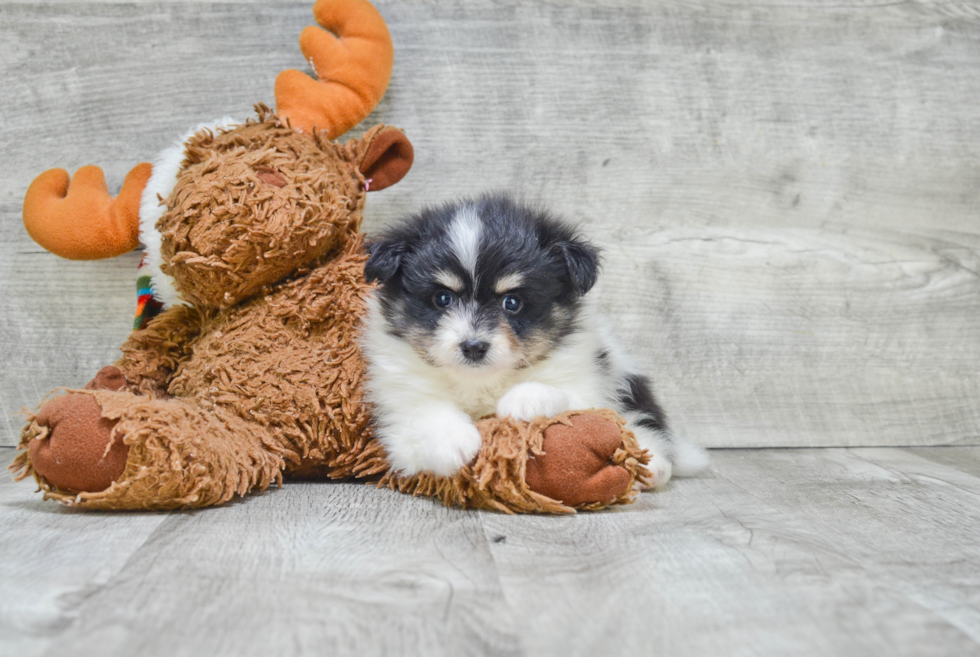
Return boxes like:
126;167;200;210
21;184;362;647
502;295;523;313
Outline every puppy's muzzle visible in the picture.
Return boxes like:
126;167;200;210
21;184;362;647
460;339;489;363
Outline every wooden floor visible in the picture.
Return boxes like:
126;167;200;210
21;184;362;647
3;446;979;657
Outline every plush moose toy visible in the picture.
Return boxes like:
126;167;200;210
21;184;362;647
11;0;649;512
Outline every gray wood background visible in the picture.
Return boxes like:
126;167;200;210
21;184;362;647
2;0;979;449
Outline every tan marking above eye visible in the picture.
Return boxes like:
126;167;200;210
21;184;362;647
255;167;287;187
494;273;524;294
435;270;464;292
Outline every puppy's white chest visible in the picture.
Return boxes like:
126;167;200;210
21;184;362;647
448;380;509;420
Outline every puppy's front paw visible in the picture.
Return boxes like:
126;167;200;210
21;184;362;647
382;408;482;477
496;382;571;422
421;419;482;476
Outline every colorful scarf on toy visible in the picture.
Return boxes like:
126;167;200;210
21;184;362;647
135;255;164;330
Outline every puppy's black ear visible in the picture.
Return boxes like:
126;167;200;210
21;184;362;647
365;238;407;284
555;239;601;295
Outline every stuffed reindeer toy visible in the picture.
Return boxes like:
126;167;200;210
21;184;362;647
12;0;649;512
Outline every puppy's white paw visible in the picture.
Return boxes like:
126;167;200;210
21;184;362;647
382;408;482;477
630;425;674;490
636;451;673;490
496;382;571;422
417;420;482;476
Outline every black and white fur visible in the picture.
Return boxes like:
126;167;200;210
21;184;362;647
361;193;708;486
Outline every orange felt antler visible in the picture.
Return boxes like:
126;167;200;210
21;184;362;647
23;163;152;260
275;0;394;138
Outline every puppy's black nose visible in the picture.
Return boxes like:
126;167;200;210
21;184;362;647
460;339;489;362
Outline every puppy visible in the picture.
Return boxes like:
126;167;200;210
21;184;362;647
361;193;708;488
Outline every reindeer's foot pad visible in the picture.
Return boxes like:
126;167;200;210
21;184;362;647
26;393;128;493
13;383;287;510
17;366;133;493
525;414;634;507
83;365;130;392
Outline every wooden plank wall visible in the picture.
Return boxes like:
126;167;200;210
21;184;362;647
1;0;978;448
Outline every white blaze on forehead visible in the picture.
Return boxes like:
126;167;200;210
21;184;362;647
494;273;524;294
448;205;482;279
435;270;464;292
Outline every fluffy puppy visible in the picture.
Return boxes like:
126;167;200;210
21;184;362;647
361;193;708;487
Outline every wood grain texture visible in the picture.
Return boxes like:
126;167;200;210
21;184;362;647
2;1;979;447
3;446;980;656
0;464;170;657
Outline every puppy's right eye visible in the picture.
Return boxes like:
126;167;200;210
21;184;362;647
433;291;455;309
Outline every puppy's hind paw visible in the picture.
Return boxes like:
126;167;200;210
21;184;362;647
635;451;673;491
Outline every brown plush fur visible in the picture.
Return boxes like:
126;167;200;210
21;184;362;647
161;107;373;309
12;109;649;512
14;230;384;510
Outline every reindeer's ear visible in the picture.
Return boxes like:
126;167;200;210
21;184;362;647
359;127;413;192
